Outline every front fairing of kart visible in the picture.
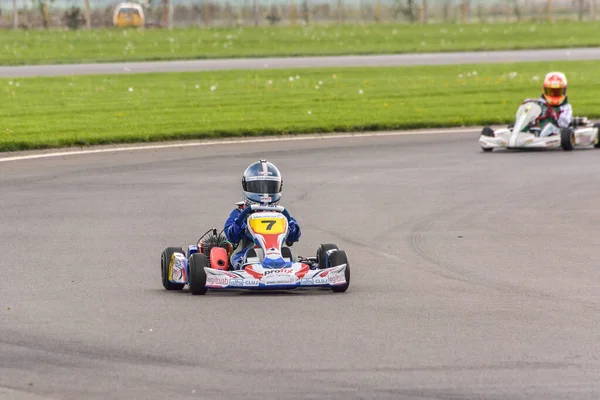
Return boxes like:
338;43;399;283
479;130;562;149
204;262;348;290
166;251;349;290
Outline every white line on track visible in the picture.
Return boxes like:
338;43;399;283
0;127;483;164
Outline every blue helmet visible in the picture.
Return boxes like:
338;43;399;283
241;160;283;206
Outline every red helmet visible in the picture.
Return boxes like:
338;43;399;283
542;72;567;106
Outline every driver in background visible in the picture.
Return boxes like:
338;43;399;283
224;160;301;270
536;71;573;137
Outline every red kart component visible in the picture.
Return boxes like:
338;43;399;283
210;247;228;271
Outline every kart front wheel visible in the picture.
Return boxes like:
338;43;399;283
594;123;600;148
317;243;339;270
188;253;208;295
481;127;494;152
561;127;575;151
481;127;495;137
329;250;350;293
161;247;186;291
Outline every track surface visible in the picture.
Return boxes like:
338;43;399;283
1;47;600;77
2;131;600;399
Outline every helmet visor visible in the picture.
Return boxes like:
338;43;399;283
544;87;566;97
245;178;281;194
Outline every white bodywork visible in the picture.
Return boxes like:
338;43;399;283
203;264;348;289
479;101;599;150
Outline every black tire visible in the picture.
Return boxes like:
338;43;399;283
481;127;494;152
481;127;495;137
161;247;186;291
560;127;575;151
188;253;208;295
594;123;600;148
329;250;350;293
317;243;339;270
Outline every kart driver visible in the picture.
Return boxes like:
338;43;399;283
223;160;301;270
535;71;573;137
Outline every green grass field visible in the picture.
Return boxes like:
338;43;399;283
2;22;600;65
2;61;599;152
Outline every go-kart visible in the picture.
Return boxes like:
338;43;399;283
479;99;600;152
160;205;350;295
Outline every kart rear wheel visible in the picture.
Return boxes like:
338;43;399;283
317;243;339;270
161;247;186;291
481;147;493;152
594;123;600;148
560;127;575;151
329;250;350;293
188;253;208;295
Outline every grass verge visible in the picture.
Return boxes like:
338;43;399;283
2;60;599;152
2;22;600;65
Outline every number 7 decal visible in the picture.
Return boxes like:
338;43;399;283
261;220;276;230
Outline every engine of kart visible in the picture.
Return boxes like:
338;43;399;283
199;230;232;258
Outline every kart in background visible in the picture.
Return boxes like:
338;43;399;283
160;205;350;295
479;99;600;152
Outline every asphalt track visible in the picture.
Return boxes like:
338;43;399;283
2;130;600;399
1;47;600;77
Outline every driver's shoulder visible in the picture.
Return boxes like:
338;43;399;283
560;99;572;108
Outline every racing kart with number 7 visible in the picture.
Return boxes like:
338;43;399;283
479;98;600;152
160;205;350;295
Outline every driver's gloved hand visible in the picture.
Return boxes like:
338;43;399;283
281;208;292;222
546;107;559;121
234;207;253;227
282;209;298;234
288;219;298;235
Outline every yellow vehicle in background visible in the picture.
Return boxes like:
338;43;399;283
113;3;145;28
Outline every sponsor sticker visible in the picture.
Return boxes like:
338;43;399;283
265;277;294;285
328;274;346;285
264;268;293;276
300;278;314;285
170;256;186;282
206;276;228;286
228;279;260;287
314;278;328;285
172;266;182;280
260;195;272;203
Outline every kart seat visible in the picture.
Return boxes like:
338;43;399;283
242;247;298;265
281;246;298;262
243;248;264;264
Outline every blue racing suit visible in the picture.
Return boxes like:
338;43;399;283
224;204;301;270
